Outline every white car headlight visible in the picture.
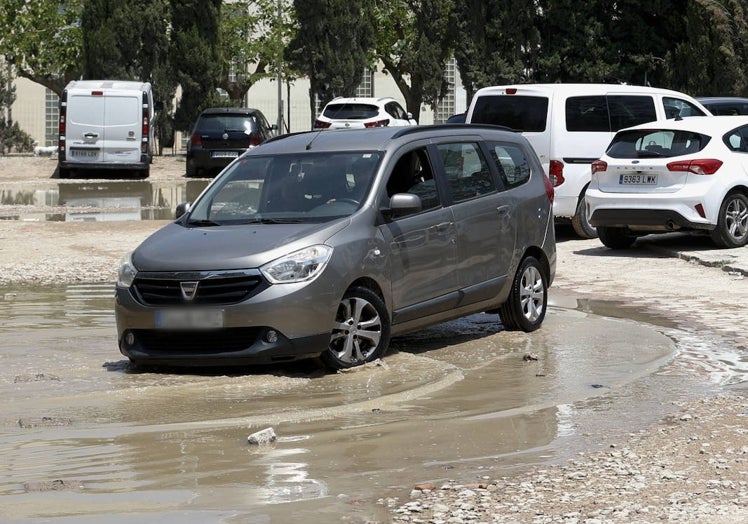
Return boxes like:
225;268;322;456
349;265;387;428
261;245;333;284
117;251;138;288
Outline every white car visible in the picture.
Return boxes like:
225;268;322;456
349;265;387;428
313;97;417;130
586;116;748;249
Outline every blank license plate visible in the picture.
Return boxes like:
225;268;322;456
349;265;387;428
619;174;657;185
70;149;99;158
211;151;239;158
155;308;224;329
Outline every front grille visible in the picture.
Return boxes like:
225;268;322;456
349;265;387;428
133;272;267;306
133;328;260;353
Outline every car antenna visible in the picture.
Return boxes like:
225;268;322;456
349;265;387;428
305;131;322;150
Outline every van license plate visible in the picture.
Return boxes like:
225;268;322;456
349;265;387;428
70;149;99;158
211;151;239;158
619;174;657;185
155;308;224;329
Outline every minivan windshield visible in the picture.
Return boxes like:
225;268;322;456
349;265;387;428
186;152;382;225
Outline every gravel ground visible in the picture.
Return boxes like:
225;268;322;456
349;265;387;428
1;154;747;523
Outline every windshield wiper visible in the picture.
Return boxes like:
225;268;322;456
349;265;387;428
242;217;305;224
186;219;221;227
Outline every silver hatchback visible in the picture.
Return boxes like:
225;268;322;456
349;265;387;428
115;125;556;369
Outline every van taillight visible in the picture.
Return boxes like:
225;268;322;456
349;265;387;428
190;133;202;147
543;172;555;203
58;94;67;159
549;160;565;186
141;94;149;153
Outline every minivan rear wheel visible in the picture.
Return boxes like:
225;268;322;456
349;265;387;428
499;256;547;332
321;286;391;370
709;192;748;248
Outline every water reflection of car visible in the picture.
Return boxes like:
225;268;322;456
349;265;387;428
587;116;748;249
115;125;556;371
59;181;153;221
186;107;276;178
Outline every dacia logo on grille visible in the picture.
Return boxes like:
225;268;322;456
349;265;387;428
180;281;199;301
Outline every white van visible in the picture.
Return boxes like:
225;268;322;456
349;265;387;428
466;84;711;237
58;80;156;178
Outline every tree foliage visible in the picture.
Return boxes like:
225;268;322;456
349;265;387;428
0;0;83;96
0;63;34;153
286;0;374;125
371;0;456;122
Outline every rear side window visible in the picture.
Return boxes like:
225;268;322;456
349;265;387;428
436;142;494;202
471;95;548;132
606;129;709;158
566;95;656;132
488;143;532;189
323;103;379;120
723;125;748;152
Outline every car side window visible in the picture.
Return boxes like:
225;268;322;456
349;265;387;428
663;97;708;118
386;147;440;211
566;96;609;132
488;143;532;189
386;102;407;121
724;125;748;152
436;142;495;202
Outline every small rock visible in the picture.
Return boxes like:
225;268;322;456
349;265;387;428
247;427;276;445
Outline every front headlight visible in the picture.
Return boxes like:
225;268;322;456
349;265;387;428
260;245;333;284
117;251;138;288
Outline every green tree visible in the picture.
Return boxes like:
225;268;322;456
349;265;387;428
0;0;83;96
0;64;34;154
372;0;456;122
453;0;539;101
170;0;223;131
286;0;374;126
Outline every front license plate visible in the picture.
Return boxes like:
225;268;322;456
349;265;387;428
155;308;224;329
619;174;657;185
70;149;99;158
211;151;239;158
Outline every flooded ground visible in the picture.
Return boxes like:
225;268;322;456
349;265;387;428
0;282;743;523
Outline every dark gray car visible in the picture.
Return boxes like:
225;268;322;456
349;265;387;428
115;125;556;369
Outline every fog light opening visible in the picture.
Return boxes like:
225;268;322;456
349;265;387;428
265;330;278;344
125;331;135;346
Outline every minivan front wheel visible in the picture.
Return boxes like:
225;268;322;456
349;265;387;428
499;256;547;332
322;286;391;370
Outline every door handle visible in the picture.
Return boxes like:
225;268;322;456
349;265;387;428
83;132;99;139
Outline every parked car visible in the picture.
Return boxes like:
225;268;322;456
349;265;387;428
186;107;276;177
115;125;556;370
313;97;417;130
697;97;748;116
58;80;157;179
586;116;748;249
446;112;467;124
466;83;711;238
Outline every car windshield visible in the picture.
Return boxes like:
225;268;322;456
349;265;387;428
186;151;382;225
323;103;380;120
197;114;257;133
606;129;710;158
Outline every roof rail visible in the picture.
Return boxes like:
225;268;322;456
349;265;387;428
390;123;518;139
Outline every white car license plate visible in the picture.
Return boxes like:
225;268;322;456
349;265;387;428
211;151;239;158
70;149;99;158
619;174;657;185
155;308;224;329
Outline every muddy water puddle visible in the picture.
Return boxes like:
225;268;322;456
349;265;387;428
0;284;744;522
0;179;210;221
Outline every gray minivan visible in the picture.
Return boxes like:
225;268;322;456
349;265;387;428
115;125;556;369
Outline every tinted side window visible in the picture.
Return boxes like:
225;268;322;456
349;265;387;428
566;96;609;132
436;143;494;203
488;143;532;189
471;95;549;132
386;102;407;120
663;97;708;118
386;148;440;211
723;125;748;152
608;95;657;130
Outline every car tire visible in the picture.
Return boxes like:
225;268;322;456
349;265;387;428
499;256;547;332
571;190;598;239
321;286;391;370
709;192;748;248
598;226;636;249
185;160;196;178
58;167;70;179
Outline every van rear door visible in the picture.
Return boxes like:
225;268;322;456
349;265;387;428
66;90;141;165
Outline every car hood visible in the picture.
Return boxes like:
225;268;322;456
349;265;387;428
132;220;349;272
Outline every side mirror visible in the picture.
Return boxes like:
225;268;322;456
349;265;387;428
381;193;422;218
175;202;191;219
